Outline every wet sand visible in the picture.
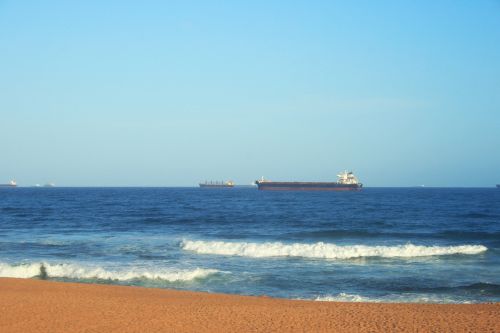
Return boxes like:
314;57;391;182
0;278;498;332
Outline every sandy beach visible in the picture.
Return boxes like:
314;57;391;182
0;278;498;332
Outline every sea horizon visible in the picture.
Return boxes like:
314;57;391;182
3;185;498;188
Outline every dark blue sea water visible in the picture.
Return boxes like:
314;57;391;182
1;187;499;303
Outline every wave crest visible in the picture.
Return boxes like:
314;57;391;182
314;293;473;304
0;262;219;282
181;240;487;259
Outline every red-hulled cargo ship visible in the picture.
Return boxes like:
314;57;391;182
255;171;362;191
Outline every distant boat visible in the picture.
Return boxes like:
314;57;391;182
497;184;500;188
255;171;363;191
199;180;235;188
0;180;17;187
44;183;55;188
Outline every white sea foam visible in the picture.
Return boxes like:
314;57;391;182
314;293;473;304
181;240;487;259
0;262;219;282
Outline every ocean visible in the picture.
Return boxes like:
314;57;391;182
1;187;499;303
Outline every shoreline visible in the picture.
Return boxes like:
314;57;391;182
1;278;499;332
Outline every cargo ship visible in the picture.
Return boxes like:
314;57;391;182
199;180;235;188
0;180;17;187
255;171;362;191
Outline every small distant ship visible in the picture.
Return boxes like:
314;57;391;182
44;183;55;188
255;171;363;191
0;180;17;187
199;180;235;188
497;184;500;188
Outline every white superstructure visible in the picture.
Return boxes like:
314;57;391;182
337;171;360;185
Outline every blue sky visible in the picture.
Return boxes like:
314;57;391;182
1;1;499;186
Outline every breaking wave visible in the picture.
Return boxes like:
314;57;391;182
0;262;219;282
313;293;473;304
181;240;487;259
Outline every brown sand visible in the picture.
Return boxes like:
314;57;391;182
0;278;498;333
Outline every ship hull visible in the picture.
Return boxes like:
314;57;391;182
255;181;361;191
199;184;234;188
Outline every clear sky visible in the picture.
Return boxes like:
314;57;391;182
1;1;499;186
